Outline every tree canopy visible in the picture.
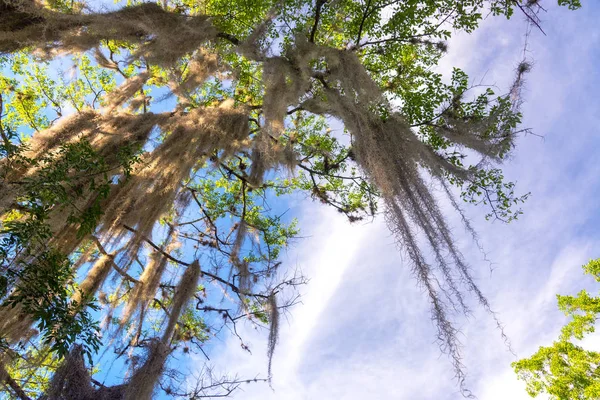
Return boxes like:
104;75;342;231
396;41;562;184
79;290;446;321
0;0;581;399
513;259;600;400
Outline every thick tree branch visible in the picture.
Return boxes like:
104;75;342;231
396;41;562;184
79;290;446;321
216;32;241;45
0;363;32;400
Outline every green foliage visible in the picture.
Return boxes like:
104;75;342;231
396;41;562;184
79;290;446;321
514;341;600;399
3;346;61;398
173;306;209;344
461;168;530;222
0;137;139;362
4;249;101;360
187;163;299;266
513;259;600;399
558;0;582;10
116;142;144;179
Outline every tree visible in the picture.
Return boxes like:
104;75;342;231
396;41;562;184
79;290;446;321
513;259;600;400
0;0;581;398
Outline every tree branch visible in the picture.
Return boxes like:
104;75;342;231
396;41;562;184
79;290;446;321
0;93;11;148
121;224;269;299
216;32;241;45
513;0;546;35
355;0;373;47
0;363;32;400
90;236;140;284
309;0;327;43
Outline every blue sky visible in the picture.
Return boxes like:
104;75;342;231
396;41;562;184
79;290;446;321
196;3;600;399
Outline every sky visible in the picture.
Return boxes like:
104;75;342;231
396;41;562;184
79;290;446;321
196;3;600;399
